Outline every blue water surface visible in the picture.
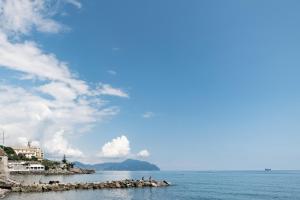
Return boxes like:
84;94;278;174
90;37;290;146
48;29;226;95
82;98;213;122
6;171;300;200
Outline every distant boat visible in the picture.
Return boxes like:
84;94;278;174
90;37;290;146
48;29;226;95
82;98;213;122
265;168;271;172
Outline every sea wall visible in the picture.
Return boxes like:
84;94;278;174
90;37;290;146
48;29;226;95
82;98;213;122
9;168;95;175
9;179;170;193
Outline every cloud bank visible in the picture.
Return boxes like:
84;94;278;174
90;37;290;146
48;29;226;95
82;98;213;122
0;0;128;159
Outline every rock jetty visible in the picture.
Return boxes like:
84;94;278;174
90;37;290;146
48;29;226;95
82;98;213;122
4;179;170;194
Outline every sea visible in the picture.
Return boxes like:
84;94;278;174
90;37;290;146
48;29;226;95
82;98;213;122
5;170;300;200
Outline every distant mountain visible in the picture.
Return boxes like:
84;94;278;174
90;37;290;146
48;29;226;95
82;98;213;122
74;159;160;171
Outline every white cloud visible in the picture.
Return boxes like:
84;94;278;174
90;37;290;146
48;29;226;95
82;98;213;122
96;83;129;98
16;137;40;147
142;111;155;118
0;84;113;158
99;135;130;158
137;149;150;158
44;130;83;157
107;70;117;75
0;33;89;94
64;0;82;9
31;140;40;147
37;82;78;101
16;137;29;147
0;0;81;36
0;0;126;160
0;0;63;35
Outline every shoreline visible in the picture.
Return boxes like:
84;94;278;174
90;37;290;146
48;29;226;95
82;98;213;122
9;168;95;176
0;179;170;198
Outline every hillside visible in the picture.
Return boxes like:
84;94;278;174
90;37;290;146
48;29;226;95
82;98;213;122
74;159;160;171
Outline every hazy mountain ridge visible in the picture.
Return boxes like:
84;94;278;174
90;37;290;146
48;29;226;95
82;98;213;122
74;159;160;171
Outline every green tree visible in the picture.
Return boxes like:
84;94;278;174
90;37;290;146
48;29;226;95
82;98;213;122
0;145;19;160
31;156;38;161
62;154;67;164
42;159;60;170
17;153;27;160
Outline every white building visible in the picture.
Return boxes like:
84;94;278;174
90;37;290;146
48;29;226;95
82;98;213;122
28;163;45;171
8;161;45;172
13;142;44;161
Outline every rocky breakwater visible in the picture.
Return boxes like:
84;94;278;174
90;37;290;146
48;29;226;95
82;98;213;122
9;179;170;193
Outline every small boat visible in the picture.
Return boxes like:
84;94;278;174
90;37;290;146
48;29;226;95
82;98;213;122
265;168;271;172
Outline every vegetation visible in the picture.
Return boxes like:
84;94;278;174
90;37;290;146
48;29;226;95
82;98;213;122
41;159;61;170
0;145;41;161
0;145;19;160
41;156;74;171
62;154;67;164
61;154;74;170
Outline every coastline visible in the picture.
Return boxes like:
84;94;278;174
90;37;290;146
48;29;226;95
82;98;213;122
9;168;95;176
0;178;170;198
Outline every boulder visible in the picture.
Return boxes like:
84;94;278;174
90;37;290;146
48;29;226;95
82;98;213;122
69;168;82;174
11;186;21;192
115;182;121;188
151;182;158;187
0;189;10;198
137;182;143;187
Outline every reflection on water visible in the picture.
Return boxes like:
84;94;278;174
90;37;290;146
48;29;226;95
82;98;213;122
7;186;165;200
11;171;132;184
10;188;168;200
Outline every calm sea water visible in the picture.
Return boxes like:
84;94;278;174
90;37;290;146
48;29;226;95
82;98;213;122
5;171;300;200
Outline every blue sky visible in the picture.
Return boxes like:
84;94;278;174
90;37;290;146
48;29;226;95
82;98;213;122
1;0;300;170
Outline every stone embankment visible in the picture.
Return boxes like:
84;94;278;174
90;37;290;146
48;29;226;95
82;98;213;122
10;168;95;175
7;179;170;193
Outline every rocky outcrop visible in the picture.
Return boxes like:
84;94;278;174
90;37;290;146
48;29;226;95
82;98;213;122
8;179;170;193
68;168;95;174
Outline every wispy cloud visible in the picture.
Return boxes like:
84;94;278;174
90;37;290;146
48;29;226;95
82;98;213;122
0;33;88;94
64;0;82;9
0;0;70;36
142;111;155;118
0;0;124;159
107;70;117;75
96;83;129;98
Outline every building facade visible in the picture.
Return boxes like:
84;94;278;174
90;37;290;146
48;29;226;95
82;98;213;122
8;161;45;172
13;142;44;161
